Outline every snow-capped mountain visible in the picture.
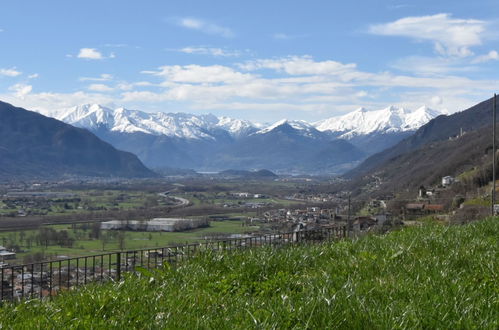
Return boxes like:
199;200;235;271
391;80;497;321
256;119;323;138
49;103;443;142
31;103;446;174
315;105;445;139
54;104;257;140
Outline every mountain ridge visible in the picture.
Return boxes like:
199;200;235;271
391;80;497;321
41;103;445;142
345;96;496;184
30;103;445;174
0;101;157;179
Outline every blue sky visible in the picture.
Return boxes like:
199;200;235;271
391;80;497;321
0;0;498;122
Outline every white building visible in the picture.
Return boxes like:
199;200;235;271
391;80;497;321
100;218;207;232
0;246;16;261
442;176;454;186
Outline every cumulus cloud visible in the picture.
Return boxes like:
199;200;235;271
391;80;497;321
240;56;357;76
175;17;234;38
369;13;486;57
129;55;499;119
0;90;115;115
0;68;22;77
472;50;499;63
88;84;114;92
77;48;115;60
4;55;497;122
9;83;32;98
28;73;39;79
142;64;254;84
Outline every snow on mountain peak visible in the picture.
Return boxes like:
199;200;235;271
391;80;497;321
39;103;443;142
51;105;258;140
315;105;445;138
256;119;322;138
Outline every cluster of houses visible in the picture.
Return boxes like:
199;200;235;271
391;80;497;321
260;207;339;224
400;175;456;219
0;264;121;300
222;201;270;209
230;192;267;199
1;191;80;217
250;207;390;233
284;193;343;203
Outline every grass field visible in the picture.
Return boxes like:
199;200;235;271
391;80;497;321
0;189;174;217
1;218;497;328
0;220;259;264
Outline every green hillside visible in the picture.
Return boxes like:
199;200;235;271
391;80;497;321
1;219;497;329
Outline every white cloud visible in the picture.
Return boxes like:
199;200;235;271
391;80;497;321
8;83;32;98
0;68;22;77
240;56;357;76
88;84;114;92
176;46;241;57
79;74;114;81
472;50;499;63
176;17;234;38
4;55;498;122
77;48;114;60
143;64;254;84
0;90;115;115
28;73;39;79
77;48;103;60
130;55;499;120
369;13;486;57
390;56;475;75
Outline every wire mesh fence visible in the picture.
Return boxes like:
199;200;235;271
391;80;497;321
0;225;346;302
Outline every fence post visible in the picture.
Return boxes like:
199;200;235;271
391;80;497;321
116;252;121;281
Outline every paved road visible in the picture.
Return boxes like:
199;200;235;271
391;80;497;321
158;191;190;207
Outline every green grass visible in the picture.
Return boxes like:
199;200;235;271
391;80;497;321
463;196;491;207
0;189;174;217
1;219;497;328
0;220;258;263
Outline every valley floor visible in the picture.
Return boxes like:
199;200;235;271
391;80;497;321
0;219;497;329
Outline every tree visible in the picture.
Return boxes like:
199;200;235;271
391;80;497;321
117;231;126;250
90;222;101;239
101;232;109;251
19;231;26;245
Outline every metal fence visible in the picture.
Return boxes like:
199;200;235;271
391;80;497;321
0;225;346;302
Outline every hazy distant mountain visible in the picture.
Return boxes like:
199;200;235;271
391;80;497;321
32;103;442;174
0;101;156;179
205;120;366;174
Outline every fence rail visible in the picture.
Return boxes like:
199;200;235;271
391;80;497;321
0;225;346;302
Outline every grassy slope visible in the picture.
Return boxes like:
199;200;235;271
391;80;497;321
1;219;497;329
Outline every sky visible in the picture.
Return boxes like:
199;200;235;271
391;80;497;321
0;0;498;123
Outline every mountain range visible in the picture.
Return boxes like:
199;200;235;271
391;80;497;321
0;101;156;180
345;97;496;196
34;104;445;174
